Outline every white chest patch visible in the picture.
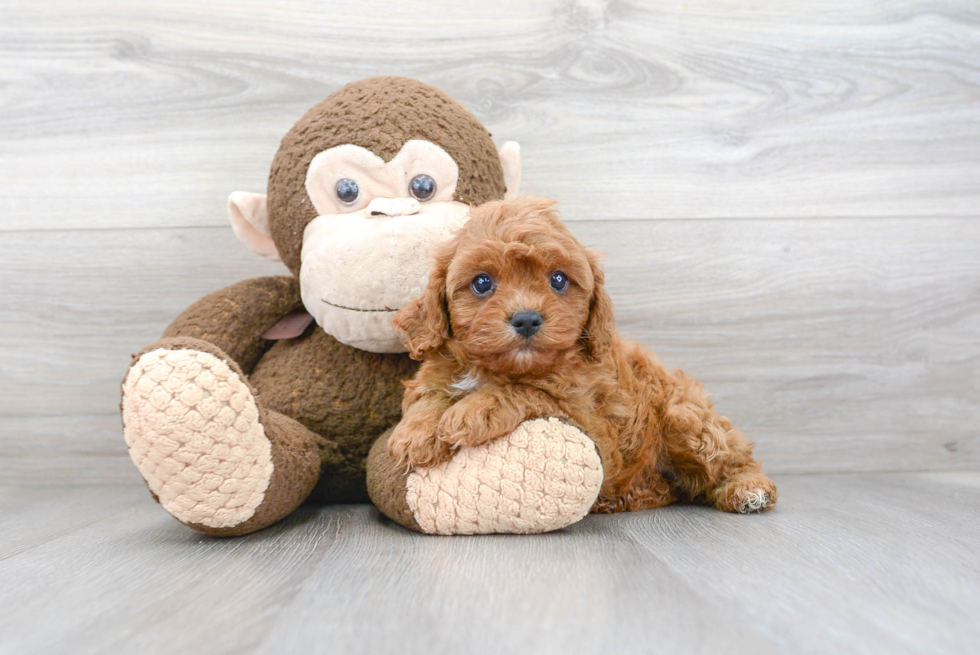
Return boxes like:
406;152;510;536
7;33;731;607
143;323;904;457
450;371;485;395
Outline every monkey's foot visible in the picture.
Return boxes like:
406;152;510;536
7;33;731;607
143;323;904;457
122;346;275;531
368;417;603;535
714;472;778;514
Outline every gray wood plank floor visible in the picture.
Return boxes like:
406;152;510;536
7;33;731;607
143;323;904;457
0;472;976;655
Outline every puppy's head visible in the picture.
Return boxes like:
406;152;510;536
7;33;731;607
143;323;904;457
394;197;614;374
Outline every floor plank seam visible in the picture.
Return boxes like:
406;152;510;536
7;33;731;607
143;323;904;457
0;501;147;564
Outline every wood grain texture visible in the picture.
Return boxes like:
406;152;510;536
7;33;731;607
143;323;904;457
2;0;980;231
1;415;143;485
0;473;977;654
0;485;146;561
0;227;286;419
1;218;977;483
616;472;980;654
2;0;979;482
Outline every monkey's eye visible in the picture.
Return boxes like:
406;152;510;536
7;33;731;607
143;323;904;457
471;273;494;296
409;174;436;201
335;178;359;205
549;271;569;293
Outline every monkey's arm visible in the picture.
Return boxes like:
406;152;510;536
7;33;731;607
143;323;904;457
436;384;565;450
161;276;305;375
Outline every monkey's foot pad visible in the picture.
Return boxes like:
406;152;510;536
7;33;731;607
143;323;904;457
122;349;273;529
406;417;603;535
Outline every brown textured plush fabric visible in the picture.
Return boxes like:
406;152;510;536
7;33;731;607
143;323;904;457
142;279;418;508
123;79;511;536
163;276;303;374
187;409;324;537
125;336;322;537
267;77;507;275
366;431;422;532
250;329;418;503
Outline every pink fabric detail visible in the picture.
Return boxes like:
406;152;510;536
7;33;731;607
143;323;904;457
262;310;314;340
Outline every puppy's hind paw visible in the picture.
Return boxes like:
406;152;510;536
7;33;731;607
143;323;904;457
715;473;778;514
733;489;772;513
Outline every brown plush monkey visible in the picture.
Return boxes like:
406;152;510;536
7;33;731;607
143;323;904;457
121;77;603;536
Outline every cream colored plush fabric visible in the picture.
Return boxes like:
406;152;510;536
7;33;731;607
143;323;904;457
406;417;603;535
299;141;471;353
121;349;274;528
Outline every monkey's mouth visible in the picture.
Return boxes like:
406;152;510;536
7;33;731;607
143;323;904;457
321;299;400;313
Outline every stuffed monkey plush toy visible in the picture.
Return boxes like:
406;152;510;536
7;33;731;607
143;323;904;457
121;77;604;536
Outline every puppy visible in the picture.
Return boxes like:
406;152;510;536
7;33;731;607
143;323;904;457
389;197;776;514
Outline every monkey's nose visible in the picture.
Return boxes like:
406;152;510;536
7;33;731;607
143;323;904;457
510;310;543;339
367;197;420;217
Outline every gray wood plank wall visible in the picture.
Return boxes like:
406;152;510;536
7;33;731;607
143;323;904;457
2;0;978;483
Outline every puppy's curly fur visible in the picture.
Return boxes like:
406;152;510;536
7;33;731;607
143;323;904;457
389;197;777;514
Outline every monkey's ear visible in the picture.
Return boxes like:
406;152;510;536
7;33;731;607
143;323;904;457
499;142;522;201
228;191;281;262
392;251;452;360
581;254;616;360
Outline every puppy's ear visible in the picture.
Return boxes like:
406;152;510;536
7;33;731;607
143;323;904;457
581;253;615;360
393;245;453;360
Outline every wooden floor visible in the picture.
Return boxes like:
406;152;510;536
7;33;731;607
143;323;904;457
0;472;976;655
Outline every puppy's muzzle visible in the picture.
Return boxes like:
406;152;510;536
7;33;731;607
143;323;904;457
510;310;543;340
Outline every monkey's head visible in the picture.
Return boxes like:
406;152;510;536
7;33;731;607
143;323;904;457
227;77;521;352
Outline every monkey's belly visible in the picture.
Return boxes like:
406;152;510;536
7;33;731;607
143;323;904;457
249;327;418;501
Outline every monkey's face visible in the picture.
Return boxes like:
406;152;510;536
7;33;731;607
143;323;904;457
299;140;471;352
229;78;521;354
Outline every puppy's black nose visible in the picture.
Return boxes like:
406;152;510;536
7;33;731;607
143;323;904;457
510;310;543;339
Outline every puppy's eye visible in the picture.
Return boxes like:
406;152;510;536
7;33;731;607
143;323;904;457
549;271;569;293
335;178;359;205
471;273;494;296
409;174;436;201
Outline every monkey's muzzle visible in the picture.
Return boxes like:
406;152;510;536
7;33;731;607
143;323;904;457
368;197;420;217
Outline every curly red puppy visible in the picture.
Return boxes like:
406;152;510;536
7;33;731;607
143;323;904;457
389;197;777;514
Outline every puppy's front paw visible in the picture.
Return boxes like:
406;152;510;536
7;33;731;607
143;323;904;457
387;419;455;470
437;394;515;449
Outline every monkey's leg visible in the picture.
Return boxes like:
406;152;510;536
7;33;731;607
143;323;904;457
661;371;777;514
122;338;323;536
367;417;603;535
121;276;322;535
